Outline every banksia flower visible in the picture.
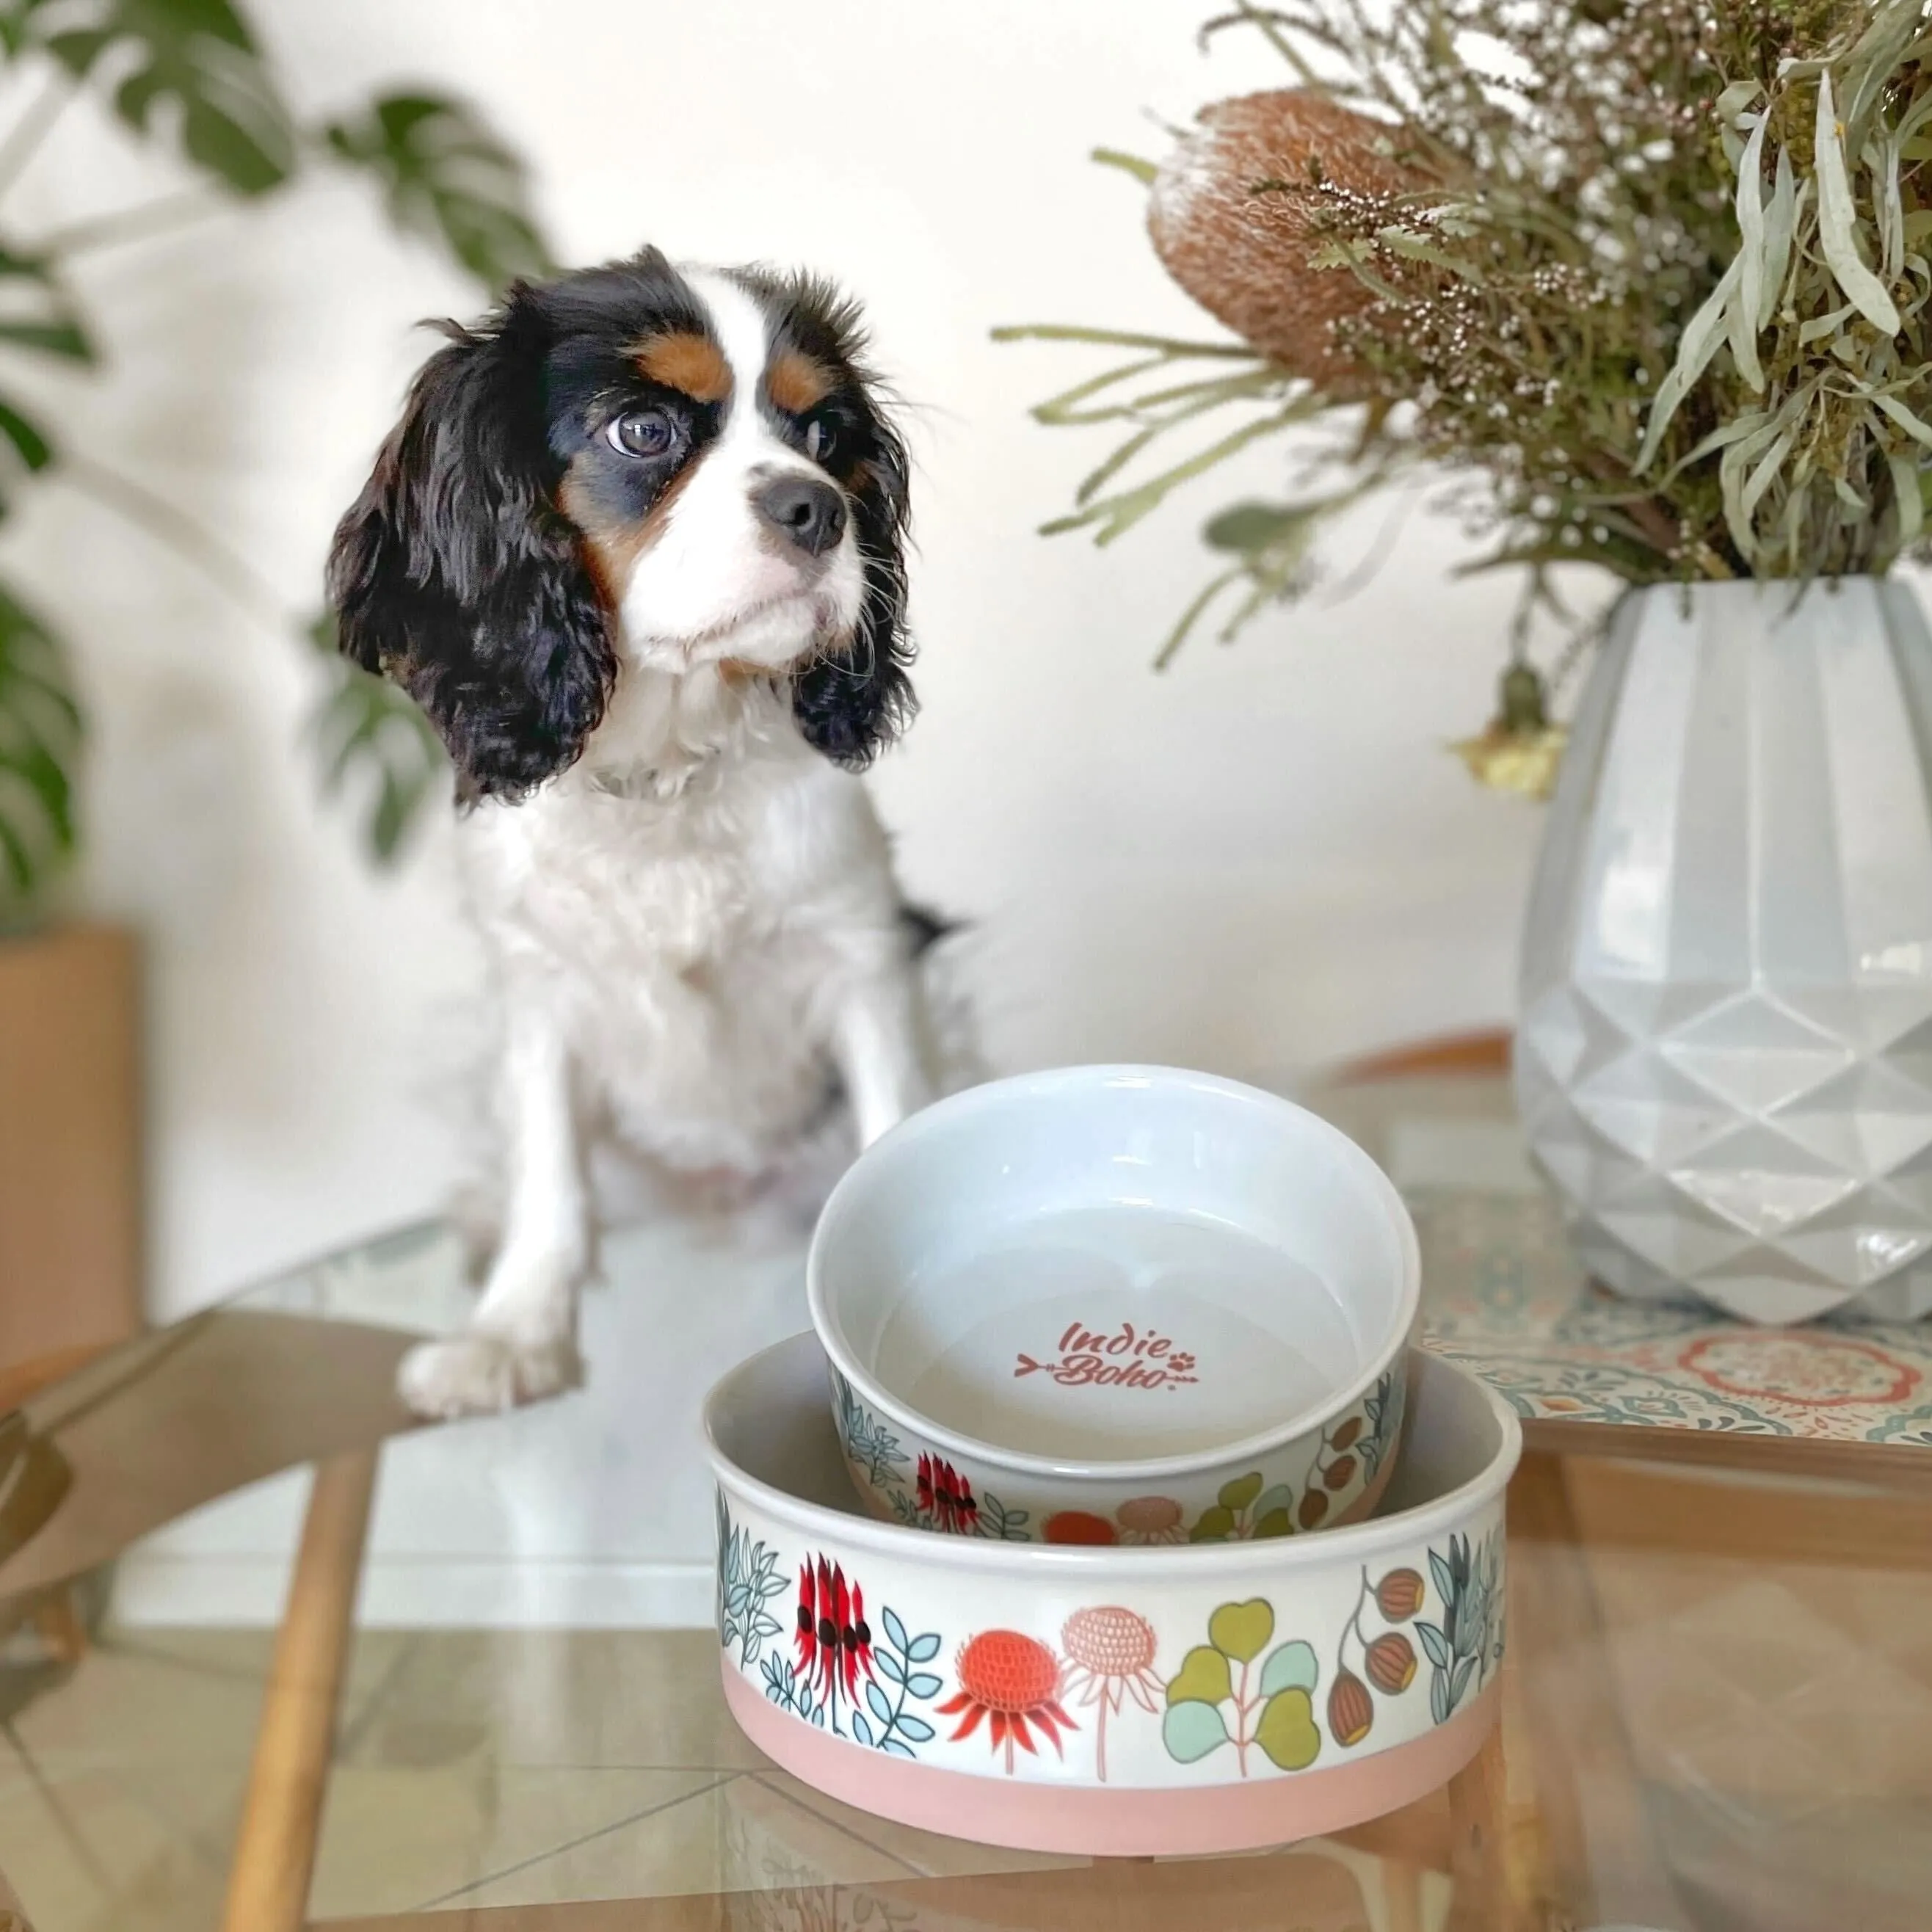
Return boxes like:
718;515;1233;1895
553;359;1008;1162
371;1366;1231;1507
1115;1495;1187;1544
1324;1453;1358;1492
937;1630;1076;1774
1329;1417;1362;1452
1329;1670;1374;1747
1366;1632;1417;1695
1061;1605;1162;1784
1375;1569;1425;1622
1148;89;1423;390
1299;1486;1329;1530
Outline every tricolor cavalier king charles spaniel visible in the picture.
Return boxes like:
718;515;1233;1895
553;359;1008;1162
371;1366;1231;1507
330;247;950;1420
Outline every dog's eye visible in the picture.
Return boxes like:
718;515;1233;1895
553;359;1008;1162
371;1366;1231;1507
607;409;678;459
803;416;837;464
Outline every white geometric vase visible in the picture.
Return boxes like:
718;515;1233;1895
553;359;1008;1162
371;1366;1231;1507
1515;575;1932;1323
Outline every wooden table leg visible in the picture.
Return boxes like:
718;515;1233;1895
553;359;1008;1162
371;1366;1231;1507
220;1448;378;1932
1445;1719;1511;1932
1508;1449;1689;1932
31;1591;87;1666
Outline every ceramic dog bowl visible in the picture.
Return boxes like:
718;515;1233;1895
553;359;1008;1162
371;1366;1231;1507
806;1066;1420;1545
708;1332;1518;1857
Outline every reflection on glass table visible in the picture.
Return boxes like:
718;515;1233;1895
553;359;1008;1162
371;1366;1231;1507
0;1058;1928;1932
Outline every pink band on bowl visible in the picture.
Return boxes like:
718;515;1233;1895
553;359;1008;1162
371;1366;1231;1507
723;1664;1498;1859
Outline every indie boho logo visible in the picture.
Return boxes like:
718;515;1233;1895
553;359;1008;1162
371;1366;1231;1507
1014;1321;1200;1391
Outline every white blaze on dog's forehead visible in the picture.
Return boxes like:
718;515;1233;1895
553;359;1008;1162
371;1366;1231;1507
680;267;775;430
609;265;865;663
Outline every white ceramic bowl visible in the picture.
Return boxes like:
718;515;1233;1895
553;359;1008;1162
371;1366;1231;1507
708;1332;1518;1856
807;1066;1421;1544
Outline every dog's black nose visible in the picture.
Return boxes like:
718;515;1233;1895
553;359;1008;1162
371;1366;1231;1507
753;474;846;558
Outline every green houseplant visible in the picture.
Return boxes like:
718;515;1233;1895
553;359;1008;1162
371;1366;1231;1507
1006;0;1932;1321
0;0;550;924
0;1;547;1376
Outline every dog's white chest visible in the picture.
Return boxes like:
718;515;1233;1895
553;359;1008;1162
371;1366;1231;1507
453;743;901;1165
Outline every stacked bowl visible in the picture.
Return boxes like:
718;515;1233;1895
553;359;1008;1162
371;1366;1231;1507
705;1066;1520;1856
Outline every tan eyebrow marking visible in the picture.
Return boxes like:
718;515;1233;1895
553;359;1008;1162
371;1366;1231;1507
766;347;834;415
632;331;731;404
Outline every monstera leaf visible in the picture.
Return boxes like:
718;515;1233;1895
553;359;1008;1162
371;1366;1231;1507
322;92;550;290
0;581;80;909
307;611;446;862
23;0;296;193
0;246;93;366
0;381;54;525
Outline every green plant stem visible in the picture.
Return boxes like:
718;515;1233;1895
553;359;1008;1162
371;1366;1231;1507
34;189;228;260
62;453;286;623
0;70;73;205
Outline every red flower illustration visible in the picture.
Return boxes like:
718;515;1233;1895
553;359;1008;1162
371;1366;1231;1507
915;1453;979;1534
936;1630;1078;1773
795;1557;874;1720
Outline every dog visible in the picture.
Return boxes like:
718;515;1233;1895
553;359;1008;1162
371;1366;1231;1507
329;247;948;1420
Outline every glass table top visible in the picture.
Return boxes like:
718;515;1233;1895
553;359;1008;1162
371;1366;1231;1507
1;1069;1928;1931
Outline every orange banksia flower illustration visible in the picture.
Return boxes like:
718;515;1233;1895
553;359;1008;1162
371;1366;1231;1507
936;1630;1078;1773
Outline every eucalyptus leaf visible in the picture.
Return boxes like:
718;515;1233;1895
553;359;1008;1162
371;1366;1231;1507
1760;149;1800;330
1889;449;1921;549
1871;392;1932;448
1730;115;1768;391
1203;501;1317;553
1638;254;1742;472
1816;70;1902;333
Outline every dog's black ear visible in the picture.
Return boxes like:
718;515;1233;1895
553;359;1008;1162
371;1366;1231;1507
327;296;616;802
791;411;913;767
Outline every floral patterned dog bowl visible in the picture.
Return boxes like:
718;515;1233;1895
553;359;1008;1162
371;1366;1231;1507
706;1332;1519;1857
807;1066;1420;1545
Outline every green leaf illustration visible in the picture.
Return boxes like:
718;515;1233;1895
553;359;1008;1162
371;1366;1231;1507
1256;1687;1321;1771
1258;1639;1319;1700
1208;1599;1274;1664
1162;1698;1230;1764
1166;1644;1232;1708
1189;1504;1236;1542
1217;1472;1264;1512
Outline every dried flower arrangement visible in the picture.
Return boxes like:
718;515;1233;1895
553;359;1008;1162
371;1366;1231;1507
999;1;1932;792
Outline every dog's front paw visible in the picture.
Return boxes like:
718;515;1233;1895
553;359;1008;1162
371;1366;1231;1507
397;1329;583;1420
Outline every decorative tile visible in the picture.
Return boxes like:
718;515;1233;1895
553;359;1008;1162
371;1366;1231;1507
1412;1188;1932;1448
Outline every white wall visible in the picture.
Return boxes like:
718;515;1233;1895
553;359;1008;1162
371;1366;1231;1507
6;1;1547;1322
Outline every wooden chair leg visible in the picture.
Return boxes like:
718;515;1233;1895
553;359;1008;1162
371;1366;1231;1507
220;1448;378;1932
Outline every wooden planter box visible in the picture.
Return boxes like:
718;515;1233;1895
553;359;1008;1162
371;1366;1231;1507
0;924;142;1387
